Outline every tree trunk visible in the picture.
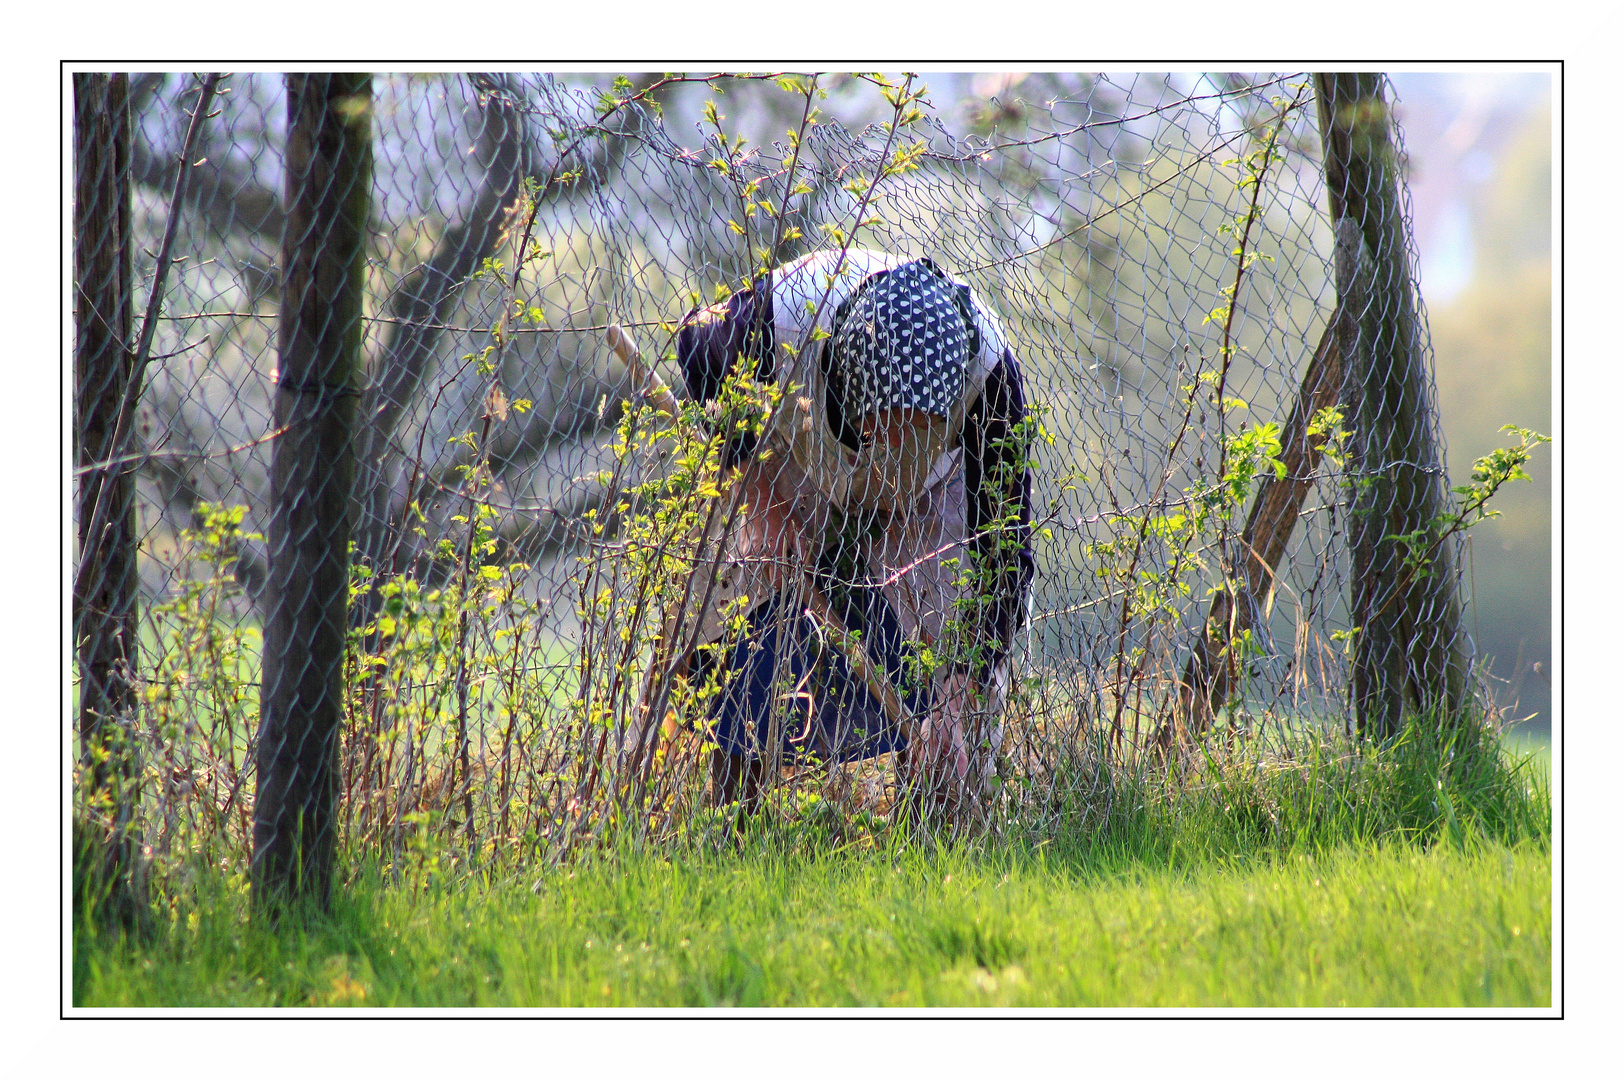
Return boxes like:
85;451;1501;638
1315;74;1470;738
253;73;371;914
349;74;532;607
73;72;146;929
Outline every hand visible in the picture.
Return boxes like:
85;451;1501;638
906;670;975;820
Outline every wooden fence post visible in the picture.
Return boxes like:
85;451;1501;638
73;72;145;926
1165;296;1348;748
252;73;372;914
1315;73;1470;738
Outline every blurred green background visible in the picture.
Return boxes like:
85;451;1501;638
1391;72;1553;736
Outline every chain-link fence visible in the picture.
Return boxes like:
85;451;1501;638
72;71;1480;902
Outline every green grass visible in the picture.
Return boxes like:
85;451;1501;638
74;840;1549;1008
1501;726;1552;769
75;722;1552;1009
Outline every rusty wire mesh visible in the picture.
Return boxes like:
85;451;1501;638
71;71;1477;876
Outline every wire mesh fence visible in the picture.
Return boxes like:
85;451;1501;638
72;71;1481;893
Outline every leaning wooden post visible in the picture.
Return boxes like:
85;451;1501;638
73;72;144;926
253;73;372;914
1164;297;1348;750
1315;74;1470;738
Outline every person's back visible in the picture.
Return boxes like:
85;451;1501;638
671;247;1035;819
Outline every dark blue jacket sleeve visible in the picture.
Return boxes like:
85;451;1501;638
675;279;776;404
958;347;1035;679
675;279;776;467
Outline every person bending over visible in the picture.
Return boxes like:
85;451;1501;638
671;247;1033;820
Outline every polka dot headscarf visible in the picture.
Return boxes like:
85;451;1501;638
826;259;971;425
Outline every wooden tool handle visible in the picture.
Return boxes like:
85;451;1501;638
802;578;916;738
605;324;682;420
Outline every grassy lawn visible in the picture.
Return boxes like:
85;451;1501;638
74;720;1553;1010
75;837;1549;1009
